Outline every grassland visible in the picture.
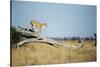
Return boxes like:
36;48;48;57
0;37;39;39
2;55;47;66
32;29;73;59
11;40;96;66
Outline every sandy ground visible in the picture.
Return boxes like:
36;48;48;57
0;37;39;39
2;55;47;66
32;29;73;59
11;40;96;66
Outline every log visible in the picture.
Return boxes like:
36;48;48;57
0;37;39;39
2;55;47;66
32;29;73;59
15;27;62;47
15;27;85;49
16;38;62;47
16;27;39;38
60;39;85;49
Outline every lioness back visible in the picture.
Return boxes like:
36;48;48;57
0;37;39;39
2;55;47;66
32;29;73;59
31;20;47;29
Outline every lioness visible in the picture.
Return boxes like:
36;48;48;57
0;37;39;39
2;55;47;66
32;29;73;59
31;20;47;34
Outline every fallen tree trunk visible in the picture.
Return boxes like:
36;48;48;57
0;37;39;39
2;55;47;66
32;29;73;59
15;27;85;49
15;27;63;47
16;38;63;47
61;39;85;49
16;27;40;38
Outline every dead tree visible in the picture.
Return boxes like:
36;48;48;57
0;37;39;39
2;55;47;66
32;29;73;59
15;27;85;49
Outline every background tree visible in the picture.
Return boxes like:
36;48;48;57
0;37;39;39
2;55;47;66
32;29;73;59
93;33;96;46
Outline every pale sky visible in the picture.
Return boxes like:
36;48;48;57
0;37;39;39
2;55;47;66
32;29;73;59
11;1;96;38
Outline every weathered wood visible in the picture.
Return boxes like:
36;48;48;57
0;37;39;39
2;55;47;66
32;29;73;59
15;27;85;49
16;27;39;37
60;39;85;49
16;38;61;47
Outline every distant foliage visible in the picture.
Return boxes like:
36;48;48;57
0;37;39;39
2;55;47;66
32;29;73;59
71;36;80;40
11;26;22;47
63;37;68;40
93;33;96;46
93;33;96;40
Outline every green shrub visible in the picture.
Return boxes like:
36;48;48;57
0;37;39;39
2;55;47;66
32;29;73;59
11;27;22;47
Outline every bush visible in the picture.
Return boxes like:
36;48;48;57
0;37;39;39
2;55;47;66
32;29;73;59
11;27;22;47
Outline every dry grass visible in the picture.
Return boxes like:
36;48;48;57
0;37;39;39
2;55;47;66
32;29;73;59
11;40;96;66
